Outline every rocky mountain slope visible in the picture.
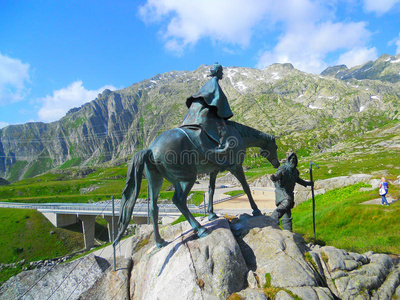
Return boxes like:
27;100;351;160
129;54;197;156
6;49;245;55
1;55;400;181
322;53;400;83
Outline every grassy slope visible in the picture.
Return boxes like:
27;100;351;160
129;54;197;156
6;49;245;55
0;208;112;284
0;208;83;284
293;183;400;254
0;208;85;264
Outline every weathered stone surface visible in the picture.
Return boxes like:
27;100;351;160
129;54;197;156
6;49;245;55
287;286;334;300
79;257;132;300
129;217;248;300
2;213;399;299
275;290;295;300
234;214;316;288
247;270;259;289
237;288;269;299
308;245;400;299
376;267;400;299
0;254;110;300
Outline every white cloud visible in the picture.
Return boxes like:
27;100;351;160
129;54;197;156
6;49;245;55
363;0;400;14
0;53;30;105
37;81;116;123
257;21;373;73
139;0;274;51
337;47;378;68
139;0;376;74
139;0;328;53
397;38;400;55
393;33;400;54
0;121;9;129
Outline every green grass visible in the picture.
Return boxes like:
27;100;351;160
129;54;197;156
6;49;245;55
171;213;204;225
0;208;83;264
0;208;112;285
225;190;245;197
60;158;83;169
0;208;82;284
0;164;182;204
263;273;301;300
189;191;205;206
7;160;28;182
292;183;400;254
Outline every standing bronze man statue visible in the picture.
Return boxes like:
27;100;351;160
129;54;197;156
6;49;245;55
270;152;313;231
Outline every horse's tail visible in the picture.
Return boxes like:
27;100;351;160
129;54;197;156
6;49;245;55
114;149;152;246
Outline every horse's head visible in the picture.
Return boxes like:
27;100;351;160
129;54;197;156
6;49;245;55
259;136;280;168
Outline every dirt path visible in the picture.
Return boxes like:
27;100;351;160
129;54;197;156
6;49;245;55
361;196;397;206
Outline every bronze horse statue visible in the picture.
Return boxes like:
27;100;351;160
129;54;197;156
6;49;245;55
114;120;280;248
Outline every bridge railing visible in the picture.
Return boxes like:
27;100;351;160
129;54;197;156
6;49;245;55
0;201;204;215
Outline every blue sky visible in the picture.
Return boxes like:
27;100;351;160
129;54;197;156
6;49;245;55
1;0;400;128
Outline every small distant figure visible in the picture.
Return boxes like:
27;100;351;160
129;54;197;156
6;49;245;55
379;177;389;206
270;152;313;231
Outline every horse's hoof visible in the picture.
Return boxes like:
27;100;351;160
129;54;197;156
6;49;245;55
197;227;209;238
208;213;218;221
156;239;168;248
252;209;262;216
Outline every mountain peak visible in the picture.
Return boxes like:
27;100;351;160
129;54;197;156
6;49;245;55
321;54;400;83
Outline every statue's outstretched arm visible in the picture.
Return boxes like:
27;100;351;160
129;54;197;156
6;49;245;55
296;177;313;187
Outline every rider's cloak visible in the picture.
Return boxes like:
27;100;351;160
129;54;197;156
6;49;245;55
186;76;233;120
181;76;233;145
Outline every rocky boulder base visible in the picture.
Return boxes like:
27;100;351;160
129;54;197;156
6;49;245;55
1;215;399;299
0;255;110;300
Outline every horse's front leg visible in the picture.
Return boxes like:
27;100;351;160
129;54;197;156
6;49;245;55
208;171;219;221
231;166;261;216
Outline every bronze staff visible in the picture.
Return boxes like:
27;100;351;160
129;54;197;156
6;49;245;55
309;161;319;241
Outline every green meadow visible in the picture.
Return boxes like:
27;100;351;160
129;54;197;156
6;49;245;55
293;183;400;254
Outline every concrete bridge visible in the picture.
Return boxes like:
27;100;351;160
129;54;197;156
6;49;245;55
0;187;273;251
0;201;204;250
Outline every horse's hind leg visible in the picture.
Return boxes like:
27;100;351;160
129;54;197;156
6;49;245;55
207;171;218;221
145;166;166;248
173;180;208;238
231;166;261;216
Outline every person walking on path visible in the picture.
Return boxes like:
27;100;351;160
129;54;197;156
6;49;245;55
379;177;389;206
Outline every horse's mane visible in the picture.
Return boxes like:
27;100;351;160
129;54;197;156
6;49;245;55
227;120;274;142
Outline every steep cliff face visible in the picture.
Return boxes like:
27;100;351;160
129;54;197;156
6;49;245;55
1;60;399;181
